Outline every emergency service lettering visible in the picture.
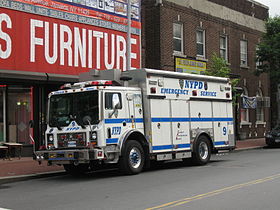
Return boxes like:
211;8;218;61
161;88;189;95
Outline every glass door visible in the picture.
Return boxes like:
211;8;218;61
8;86;32;144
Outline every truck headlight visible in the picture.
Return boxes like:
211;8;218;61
91;131;97;140
48;134;54;142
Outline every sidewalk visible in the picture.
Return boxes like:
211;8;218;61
0;138;266;183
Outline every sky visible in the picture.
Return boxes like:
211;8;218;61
256;0;280;17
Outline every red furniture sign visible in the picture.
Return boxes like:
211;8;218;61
0;0;141;75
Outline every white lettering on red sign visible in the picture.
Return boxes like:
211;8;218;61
0;13;12;59
29;18;137;70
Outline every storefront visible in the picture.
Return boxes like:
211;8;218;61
0;74;77;155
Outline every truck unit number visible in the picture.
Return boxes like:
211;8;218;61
112;127;121;135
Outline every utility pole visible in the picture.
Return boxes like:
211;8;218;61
126;0;131;71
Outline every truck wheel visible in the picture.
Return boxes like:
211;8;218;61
119;140;144;175
191;135;211;165
63;164;90;176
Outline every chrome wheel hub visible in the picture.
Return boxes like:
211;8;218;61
129;147;141;169
199;142;209;160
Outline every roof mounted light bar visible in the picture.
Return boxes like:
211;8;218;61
60;80;114;90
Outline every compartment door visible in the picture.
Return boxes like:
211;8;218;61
171;100;190;151
212;101;229;147
150;99;172;153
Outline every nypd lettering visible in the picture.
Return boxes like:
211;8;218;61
185;80;204;89
66;127;80;131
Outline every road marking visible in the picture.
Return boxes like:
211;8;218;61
0;208;12;210
146;173;280;210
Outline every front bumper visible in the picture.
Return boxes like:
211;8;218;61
35;149;104;164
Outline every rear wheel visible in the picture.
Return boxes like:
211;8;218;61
192;135;211;165
119;140;144;175
63;164;90;176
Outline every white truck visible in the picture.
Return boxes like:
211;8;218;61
35;68;235;175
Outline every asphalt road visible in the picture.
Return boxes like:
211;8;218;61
1;147;280;210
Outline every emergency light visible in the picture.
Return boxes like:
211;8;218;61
60;80;114;89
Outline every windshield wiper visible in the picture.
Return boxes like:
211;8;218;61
55;121;62;130
51;118;62;130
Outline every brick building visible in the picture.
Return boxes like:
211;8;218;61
142;0;270;140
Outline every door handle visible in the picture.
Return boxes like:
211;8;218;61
123;121;127;126
157;123;161;129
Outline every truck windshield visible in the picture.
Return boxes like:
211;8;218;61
49;91;99;127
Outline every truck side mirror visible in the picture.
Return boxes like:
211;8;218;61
29;120;34;128
82;115;92;125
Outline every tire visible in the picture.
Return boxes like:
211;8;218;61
191;135;211;165
63;164;90;176
119;140;144;175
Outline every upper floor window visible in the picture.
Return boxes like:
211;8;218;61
173;23;183;53
240;40;248;66
196;30;205;58
220;35;228;61
256;46;262;69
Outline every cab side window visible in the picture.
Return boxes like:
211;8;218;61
105;93;122;110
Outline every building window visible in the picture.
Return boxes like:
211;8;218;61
240;40;248;66
196;30;205;58
220;35;228;61
173;23;183;54
256;89;264;122
256;46;262;69
240;87;249;123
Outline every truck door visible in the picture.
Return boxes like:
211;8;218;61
171;100;190;151
104;91;129;145
126;92;144;130
212;101;230;147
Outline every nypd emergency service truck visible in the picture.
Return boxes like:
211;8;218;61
35;68;235;175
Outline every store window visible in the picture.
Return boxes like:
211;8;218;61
240;40;248;66
173;23;183;54
7;86;32;145
196;29;205;58
240;87;249;123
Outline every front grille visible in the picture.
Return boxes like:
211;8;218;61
57;132;86;148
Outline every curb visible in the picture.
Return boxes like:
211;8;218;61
0;170;66;185
234;146;265;152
